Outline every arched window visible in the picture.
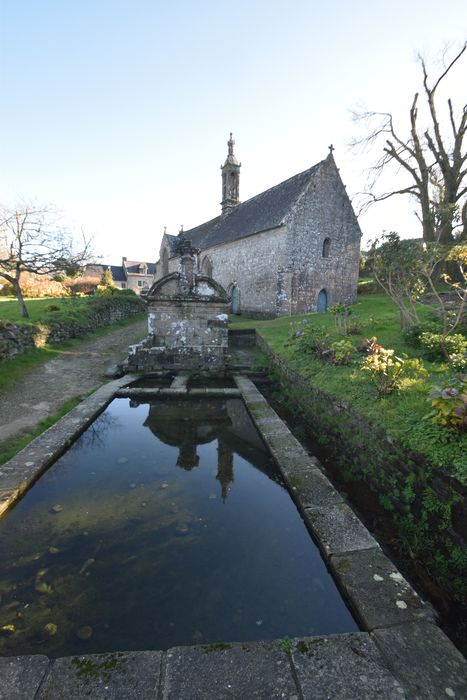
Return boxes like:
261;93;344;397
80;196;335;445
201;256;213;277
161;248;169;277
322;238;331;258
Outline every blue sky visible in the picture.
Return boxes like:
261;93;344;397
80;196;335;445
1;1;466;263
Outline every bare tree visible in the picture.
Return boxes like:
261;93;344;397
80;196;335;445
0;204;93;318
353;42;467;243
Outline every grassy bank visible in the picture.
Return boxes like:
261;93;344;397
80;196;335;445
0;291;144;326
230;293;466;481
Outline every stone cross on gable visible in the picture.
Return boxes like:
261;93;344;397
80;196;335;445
328;144;335;154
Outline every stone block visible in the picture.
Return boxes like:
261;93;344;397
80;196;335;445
290;632;405;699
162;641;297;699
0;655;49;700
37;651;162;699
372;620;467;700
304;503;379;555
330;548;436;631
285;466;343;508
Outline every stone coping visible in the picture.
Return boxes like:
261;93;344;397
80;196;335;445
1;628;466;699
0;374;466;698
115;387;241;398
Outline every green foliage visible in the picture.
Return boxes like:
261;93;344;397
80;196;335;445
294;323;331;358
330;339;355;365
328;303;361;335
427;375;467;431
278;637;293;652
369;233;425;329
448;353;467;372
360;338;407;397
420;332;467;361
402;322;439;348
99;268;115;288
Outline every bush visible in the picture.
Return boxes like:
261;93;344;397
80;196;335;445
18;273;68;298
402;323;439;348
360;337;426;397
427;375;467;431
0;281;14;296
294;323;331;358
420;332;467;361
328;303;361;335
330;339;355;365
448;353;467;372
360;340;406;396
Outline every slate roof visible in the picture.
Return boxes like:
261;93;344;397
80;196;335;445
181;159;324;251
86;262;154;281
164;234;181;253
124;261;156;275
109;265;126;282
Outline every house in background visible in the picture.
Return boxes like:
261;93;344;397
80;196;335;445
85;257;155;294
155;135;361;317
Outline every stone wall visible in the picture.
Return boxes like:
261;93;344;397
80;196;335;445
127;299;229;371
286;156;361;314
0;298;144;363
168;227;287;318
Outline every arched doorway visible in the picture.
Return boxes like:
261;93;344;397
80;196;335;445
317;289;328;312
230;285;240;314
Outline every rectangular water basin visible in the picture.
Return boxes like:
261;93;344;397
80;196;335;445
0;397;357;657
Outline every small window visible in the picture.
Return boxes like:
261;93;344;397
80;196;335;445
322;238;331;258
161;248;169;277
121;282;126;289
138;280;143;287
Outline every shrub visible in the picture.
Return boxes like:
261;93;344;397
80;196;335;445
295;324;331;358
357;336;377;356
359;337;426;397
427;375;467;431
328;303;361;335
19;272;68;298
448;353;467;372
402;323;439;348
44;304;61;312
0;281;14;296
360;340;406;396
420;332;467;361
330;339;355;365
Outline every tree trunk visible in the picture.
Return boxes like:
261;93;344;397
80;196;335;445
12;278;29;318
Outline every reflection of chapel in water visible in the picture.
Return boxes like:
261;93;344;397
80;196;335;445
140;398;276;503
143;399;235;502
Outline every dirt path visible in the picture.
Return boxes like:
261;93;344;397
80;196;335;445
0;318;147;447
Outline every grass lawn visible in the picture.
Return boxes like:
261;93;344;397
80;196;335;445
230;293;466;481
0;295;100;324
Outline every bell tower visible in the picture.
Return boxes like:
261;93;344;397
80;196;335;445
221;133;241;215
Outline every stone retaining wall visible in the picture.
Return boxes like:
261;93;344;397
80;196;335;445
0;298;144;363
256;333;467;604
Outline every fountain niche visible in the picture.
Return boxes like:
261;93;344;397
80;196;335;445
126;239;229;372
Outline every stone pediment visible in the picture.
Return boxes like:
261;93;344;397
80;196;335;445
146;273;228;303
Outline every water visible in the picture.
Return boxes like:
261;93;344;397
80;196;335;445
0;398;357;657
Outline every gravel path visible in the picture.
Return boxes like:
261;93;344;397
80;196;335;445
0;318;147;447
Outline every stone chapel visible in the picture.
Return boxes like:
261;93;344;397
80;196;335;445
155;135;362;317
